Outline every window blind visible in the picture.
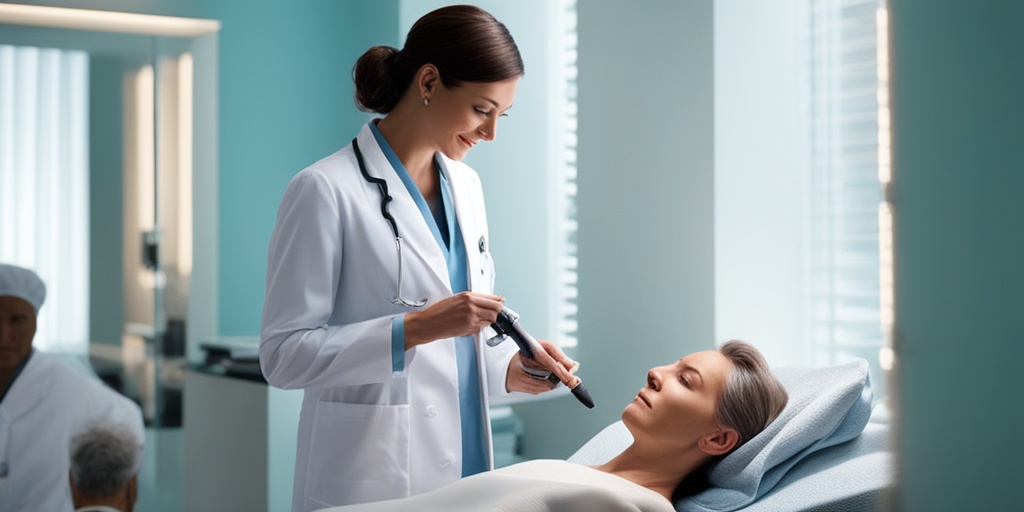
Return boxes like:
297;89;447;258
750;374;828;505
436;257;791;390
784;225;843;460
802;0;886;394
0;44;90;354
548;0;579;348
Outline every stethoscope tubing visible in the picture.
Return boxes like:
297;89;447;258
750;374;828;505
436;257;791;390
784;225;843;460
352;137;427;308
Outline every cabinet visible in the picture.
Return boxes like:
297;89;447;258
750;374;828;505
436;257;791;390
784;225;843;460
183;368;302;512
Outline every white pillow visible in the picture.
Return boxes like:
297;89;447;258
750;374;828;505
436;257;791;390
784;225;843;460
676;359;873;512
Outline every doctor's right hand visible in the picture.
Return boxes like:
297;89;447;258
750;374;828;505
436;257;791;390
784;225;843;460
506;339;580;394
403;291;504;350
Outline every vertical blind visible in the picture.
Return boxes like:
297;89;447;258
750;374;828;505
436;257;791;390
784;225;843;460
802;0;886;395
549;0;579;348
0;44;90;354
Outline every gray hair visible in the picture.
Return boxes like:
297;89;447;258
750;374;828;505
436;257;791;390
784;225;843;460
716;340;789;447
69;421;142;497
673;340;791;500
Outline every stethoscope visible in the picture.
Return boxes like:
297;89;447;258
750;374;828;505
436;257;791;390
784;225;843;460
352;137;428;308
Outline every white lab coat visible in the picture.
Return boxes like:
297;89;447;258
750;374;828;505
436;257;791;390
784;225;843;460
260;122;519;512
0;352;145;511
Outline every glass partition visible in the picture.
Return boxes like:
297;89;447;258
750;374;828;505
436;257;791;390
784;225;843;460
0;3;219;430
1;8;217;510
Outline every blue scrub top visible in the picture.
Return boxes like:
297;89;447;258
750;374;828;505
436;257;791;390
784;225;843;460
370;123;488;477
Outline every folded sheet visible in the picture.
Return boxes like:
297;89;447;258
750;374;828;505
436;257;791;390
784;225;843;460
314;459;674;512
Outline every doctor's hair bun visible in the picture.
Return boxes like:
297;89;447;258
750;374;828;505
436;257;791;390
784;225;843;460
352;5;524;115
353;45;402;114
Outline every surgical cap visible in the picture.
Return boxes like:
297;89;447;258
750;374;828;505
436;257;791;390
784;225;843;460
0;263;47;313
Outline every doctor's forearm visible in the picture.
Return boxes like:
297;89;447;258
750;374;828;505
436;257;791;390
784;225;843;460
402;310;437;350
402;316;481;350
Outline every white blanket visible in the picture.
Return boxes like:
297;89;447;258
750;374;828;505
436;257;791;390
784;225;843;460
316;460;674;512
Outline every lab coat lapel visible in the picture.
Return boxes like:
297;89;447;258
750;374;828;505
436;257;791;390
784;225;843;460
436;157;489;294
356;126;451;292
0;354;44;423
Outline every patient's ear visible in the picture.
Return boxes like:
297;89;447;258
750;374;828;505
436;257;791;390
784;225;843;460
699;428;740;456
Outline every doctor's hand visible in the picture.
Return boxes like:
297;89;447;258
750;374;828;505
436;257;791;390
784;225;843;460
403;291;504;350
506;339;580;394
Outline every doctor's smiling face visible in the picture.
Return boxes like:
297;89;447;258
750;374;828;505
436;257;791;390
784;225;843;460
0;296;36;371
426;75;519;162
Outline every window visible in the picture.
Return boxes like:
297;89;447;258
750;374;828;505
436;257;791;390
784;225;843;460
715;0;889;399
801;0;887;395
546;0;579;348
0;44;90;354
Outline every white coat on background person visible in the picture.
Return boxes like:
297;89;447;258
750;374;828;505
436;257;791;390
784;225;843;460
258;6;579;512
0;263;145;512
0;353;145;512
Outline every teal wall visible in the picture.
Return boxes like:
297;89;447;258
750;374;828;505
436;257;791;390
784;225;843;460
88;56;125;347
890;0;1024;509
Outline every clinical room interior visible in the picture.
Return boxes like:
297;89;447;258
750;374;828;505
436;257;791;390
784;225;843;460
1;0;1022;510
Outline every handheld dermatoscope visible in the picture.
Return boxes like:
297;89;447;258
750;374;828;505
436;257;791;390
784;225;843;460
488;306;595;409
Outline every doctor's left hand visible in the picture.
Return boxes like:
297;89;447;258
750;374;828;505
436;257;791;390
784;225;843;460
506;339;580;394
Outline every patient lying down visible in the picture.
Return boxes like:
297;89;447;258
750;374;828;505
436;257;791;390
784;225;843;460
318;340;788;512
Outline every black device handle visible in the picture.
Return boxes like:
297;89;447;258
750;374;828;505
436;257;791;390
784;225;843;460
490;307;595;409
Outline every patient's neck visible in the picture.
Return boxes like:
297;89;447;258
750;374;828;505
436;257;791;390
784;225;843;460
592;443;709;502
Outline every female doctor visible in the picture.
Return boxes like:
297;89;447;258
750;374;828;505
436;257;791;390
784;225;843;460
258;5;580;512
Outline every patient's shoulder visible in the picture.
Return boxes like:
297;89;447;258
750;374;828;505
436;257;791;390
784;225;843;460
495;459;576;477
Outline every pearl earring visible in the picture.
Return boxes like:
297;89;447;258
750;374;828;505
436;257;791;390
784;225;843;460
423;97;429;107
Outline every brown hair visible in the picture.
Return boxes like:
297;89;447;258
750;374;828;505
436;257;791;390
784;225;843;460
353;5;525;114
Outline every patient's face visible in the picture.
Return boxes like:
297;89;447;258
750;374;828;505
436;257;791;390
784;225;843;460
0;296;36;372
623;349;733;451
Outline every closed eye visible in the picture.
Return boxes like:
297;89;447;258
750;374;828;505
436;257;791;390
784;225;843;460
475;107;511;118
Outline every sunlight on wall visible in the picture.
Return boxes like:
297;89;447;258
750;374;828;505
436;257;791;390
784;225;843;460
876;5;895;373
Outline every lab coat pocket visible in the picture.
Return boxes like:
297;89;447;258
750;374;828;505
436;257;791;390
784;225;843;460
307;401;410;505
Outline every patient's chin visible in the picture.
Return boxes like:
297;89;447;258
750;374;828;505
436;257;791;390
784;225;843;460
620;404;642;432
